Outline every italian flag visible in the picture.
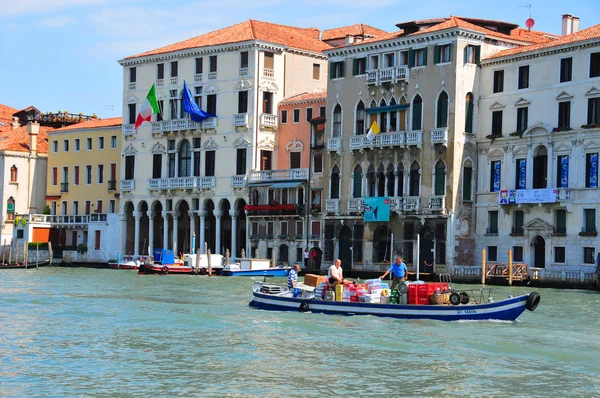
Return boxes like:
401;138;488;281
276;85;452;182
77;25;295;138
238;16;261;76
134;84;159;129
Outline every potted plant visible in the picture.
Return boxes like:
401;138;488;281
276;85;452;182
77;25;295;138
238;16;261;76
77;243;88;255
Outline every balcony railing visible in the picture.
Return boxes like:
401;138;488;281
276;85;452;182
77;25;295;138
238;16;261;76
325;199;340;214
347;198;364;213
239;67;249;77
350;132;405;150
403;197;420;211
90;213;108;222
365;66;409;86
151;119;200;134
128;82;136;90
148;177;215;191
203;117;217;129
233;113;249;128
208;72;217;80
244;204;304;217
170;77;179;86
263;68;274;79
61;183;69;193
121;179;134;191
390;197;404;211
123;124;135;137
231;175;247;188
108;180;117;191
197;176;215;189
430;127;448;146
428;195;446;212
327;137;341;151
379;67;395;82
406;131;423;147
395;66;408;81
156;79;164;88
194;73;202;83
259;114;278;129
248;169;308;183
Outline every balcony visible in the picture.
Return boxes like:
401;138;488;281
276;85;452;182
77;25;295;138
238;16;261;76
379;67;395;83
430;127;448;146
395;66;409;81
123;124;135;137
233;113;249;128
170;77;179;86
325;199;340;214
239;68;249;77
194;73;202;83
390;197;404;211
428;195;446;212
208;72;217;80
403;197;420;211
148;177;215;191
263;68;274;79
89;213;108;222
347;198;364;213
121;179;134;191
203;117;218;130
350;132;405;151
510;226;524;236
579;227;598;237
327;137;341;151
108;180;117;191
366;70;377;84
61;183;69;193
248;169;308;183
406;131;423;147
231;175;247;189
128;82;136;90
151;119;200;134
244;204;304;217
259;114;278;130
156;79;164;88
365;66;409;86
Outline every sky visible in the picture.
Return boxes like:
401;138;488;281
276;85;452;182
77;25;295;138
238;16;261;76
1;0;599;118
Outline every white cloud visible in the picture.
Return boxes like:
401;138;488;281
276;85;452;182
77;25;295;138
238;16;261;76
41;16;76;28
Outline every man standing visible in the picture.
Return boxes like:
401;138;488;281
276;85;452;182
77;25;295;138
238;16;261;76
328;259;344;286
288;264;300;288
303;248;309;269
379;256;408;289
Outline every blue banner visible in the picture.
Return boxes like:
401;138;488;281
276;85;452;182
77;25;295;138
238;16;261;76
518;159;526;189
364;197;391;222
590;153;598;188
493;161;501;192
560;156;569;188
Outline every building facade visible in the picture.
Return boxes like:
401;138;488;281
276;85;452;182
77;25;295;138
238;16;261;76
475;21;600;282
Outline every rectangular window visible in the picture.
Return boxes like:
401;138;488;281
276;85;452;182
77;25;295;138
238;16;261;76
384;53;394;67
558;101;571;129
584;247;595;264
464;44;480;64
205;151;215;176
306;108;313;122
293;109;300;123
53;141;58;153
251;222;258;236
125;155;135;180
313;63;320;80
109;200;116;214
52;167;58;185
587;98;600;125
86;137;92;150
462;166;472;201
554;247;566;263
290;152;301;169
492;111;503;135
111;136;117;149
260;150;272;171
195;57;203;74
129;67;136;83
296;221;303;237
487;246;498;262
311;221;320;237
353;57;366;75
97;165;104;184
170;61;178;77
513;246;523;262
74;166;79;185
61;201;68;216
238;91;248;113
516;107;528;132
414;48;426;67
73;201;79;216
209;55;217;73
279;221;288;237
488;211;499;234
264;52;274;69
330;61;345;79
110;163;116;183
267;221;274;236
590;52;600;78
513;210;524;234
281;109;288;124
370;55;379;70
320;106;326;117
586;153;598;188
95;231;101;251
207;94;217;116
98;136;104;150
493;70;504;93
518;65;529;89
152;154;162;179
560;57;572;82
236;149;246;175
490;160;501;192
240;51;248;69
74;139;80;151
584;208;596;233
85;200;91;215
63;140;69;152
193;87;202;110
157;63;164;79
311;190;322;209
86;165;92;184
435;44;451;63
313;153;323;173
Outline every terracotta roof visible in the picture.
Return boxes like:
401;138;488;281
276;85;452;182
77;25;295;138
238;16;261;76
0;104;18;131
0;125;53;153
322;24;388;41
51;117;122;132
408;16;526;43
485;24;600;60
280;92;327;104
127;20;332;59
509;27;558;44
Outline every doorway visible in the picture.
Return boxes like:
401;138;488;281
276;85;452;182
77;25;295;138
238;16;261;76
533;235;546;268
419;227;435;273
338;226;352;271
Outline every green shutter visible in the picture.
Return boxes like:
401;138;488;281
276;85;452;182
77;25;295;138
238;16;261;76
423;47;428;66
433;45;440;64
353;59;358;76
475;45;481;65
340;60;345;77
408;50;415;68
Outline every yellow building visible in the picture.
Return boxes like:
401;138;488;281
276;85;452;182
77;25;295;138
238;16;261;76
43;117;122;259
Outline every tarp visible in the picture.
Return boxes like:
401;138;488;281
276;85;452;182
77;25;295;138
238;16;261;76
269;181;303;189
365;104;409;114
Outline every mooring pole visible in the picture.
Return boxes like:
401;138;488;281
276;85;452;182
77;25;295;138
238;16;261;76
508;249;513;286
481;249;486;285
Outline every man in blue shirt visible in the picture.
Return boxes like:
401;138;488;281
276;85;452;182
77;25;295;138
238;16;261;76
288;264;300;288
379;256;408;289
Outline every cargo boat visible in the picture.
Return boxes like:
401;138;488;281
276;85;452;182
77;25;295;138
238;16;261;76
249;281;541;322
222;259;291;277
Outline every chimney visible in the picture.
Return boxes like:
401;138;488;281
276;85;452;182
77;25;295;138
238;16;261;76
562;14;573;36
11;116;20;129
572;16;580;33
345;35;355;45
27;121;40;154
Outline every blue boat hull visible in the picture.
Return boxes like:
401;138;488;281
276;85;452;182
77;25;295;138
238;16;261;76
250;292;534;322
222;268;291;277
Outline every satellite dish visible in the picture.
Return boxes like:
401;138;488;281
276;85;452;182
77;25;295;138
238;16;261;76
526;18;535;30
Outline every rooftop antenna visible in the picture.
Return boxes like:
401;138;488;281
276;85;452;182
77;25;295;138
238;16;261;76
105;105;115;117
519;3;535;31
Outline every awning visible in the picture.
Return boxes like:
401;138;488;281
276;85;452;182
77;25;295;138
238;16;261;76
365;104;409;114
269;181;304;189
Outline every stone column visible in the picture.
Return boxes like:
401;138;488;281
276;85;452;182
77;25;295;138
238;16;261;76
384;173;389;196
547;143;554;188
245;210;250;260
394;172;399;198
199;211;206;254
119;211;127;255
133;211;141;257
172;211;179;254
230;210;238;260
214;210;222;254
526;145;533;189
162;211;169;250
148;211;155;256
190;212;196;254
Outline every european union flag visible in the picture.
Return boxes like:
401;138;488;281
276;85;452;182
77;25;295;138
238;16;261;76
182;80;215;122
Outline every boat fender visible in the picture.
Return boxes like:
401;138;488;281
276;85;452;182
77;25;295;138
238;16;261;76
459;292;470;305
162;266;169;274
449;292;461;305
299;303;310;312
525;292;541;312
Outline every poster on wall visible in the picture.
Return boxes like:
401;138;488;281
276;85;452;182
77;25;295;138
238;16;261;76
364;197;391;222
498;189;557;204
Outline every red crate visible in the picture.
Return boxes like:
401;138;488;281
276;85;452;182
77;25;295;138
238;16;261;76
408;284;419;305
418;284;437;305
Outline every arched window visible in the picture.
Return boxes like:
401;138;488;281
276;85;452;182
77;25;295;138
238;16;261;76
377;164;385;197
399;97;407;131
412;94;422;131
332;104;342;137
352;164;363;198
366;165;376;197
436;91;449;128
389;97;397;132
409;161;421;196
379;98;387;133
368;100;377;131
330;165;340;199
533;146;548;189
10;165;17;182
386;164;395;196
178;140;191;177
462;159;473;201
465;92;474;133
397;163;404;197
6;197;15;221
356;101;365;135
278;244;289;263
434;160;446;195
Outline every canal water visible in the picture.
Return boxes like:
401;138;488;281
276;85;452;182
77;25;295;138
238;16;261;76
0;268;598;397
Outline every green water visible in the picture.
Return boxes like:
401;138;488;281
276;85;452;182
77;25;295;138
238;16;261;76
0;268;599;397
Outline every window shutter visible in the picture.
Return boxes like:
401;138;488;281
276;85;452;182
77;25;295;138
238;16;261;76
463;46;468;65
340;60;345;78
408;50;415;68
475;45;481;65
433;45;440;64
353;59;358;76
329;62;334;79
423;47;428;65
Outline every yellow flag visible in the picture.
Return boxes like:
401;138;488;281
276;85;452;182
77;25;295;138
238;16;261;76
366;120;380;141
